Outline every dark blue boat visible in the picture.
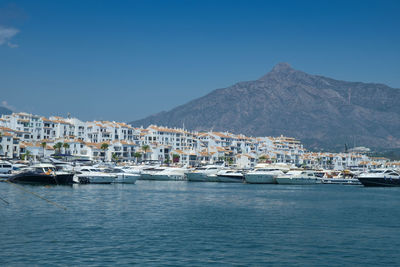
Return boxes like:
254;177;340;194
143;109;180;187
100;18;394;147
357;169;400;187
9;164;73;185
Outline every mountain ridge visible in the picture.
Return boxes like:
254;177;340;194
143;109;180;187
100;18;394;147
0;106;12;116
130;63;400;151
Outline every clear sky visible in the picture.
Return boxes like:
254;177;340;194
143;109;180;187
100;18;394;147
1;0;399;122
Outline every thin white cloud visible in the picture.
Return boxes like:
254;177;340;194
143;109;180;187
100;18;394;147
0;25;19;47
1;101;16;111
7;41;18;48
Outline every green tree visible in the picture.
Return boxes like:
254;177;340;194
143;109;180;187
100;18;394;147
63;143;70;154
100;143;109;162
112;152;119;163
53;142;63;155
133;152;142;163
21;150;32;161
258;155;267;162
164;154;170;164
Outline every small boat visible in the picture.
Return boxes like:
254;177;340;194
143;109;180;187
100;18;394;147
187;165;225;182
214;169;245;183
74;166;116;184
276;170;322;185
9;164;74;185
357;169;400;187
321;170;361;185
321;178;361;185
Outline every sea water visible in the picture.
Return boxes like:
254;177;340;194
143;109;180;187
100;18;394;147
1;181;400;266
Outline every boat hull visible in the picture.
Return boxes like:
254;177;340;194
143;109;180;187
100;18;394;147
77;175;115;184
151;174;185;181
358;177;400;187
54;173;74;185
113;174;139;184
9;173;57;185
204;175;220;182
140;173;155;180
276;177;322;185
187;173;208;182
245;174;276;184
322;178;361;185
216;175;244;183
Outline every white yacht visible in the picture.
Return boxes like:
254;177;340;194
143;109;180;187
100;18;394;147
121;165;148;174
276;170;322;185
104;168;140;184
187;165;225;182
245;168;286;184
0;161;13;174
151;167;188;181
321;171;361;185
140;166;168;180
214;169;244;183
75;166;116;184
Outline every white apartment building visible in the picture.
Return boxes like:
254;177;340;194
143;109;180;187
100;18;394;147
0;112;378;168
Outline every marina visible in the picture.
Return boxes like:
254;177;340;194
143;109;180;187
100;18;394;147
1;180;400;266
1;158;400;186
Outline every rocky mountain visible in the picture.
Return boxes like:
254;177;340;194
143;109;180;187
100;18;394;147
130;63;400;151
0;106;12;116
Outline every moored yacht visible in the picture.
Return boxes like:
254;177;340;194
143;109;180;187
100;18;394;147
276;170;322;185
75;166;116;184
104;168;140;184
151;167;188;181
9;164;74;185
321;170;361;185
214;169;245;183
187;165;224;182
140;166;168;180
357;169;400;187
244;168;286;184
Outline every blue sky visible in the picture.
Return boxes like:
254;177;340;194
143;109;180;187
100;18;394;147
1;0;399;122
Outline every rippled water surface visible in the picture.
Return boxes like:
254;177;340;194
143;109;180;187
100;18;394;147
1;181;400;266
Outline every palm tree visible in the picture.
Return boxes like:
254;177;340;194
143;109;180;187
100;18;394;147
164;154;170;165
22;150;31;161
112;152;119;164
53;142;63;155
41;142;47;158
100;143;109;162
142;144;150;160
63;143;70;155
133;152;142;164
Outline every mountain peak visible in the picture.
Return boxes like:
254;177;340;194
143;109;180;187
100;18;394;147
130;64;400;150
271;62;293;72
259;62;298;80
